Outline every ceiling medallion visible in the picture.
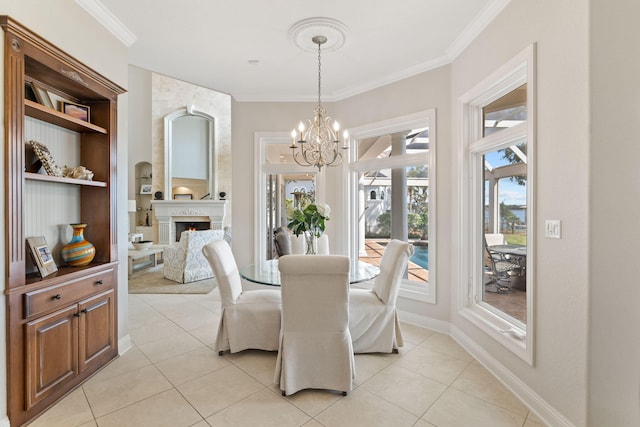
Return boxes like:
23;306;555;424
288;17;349;53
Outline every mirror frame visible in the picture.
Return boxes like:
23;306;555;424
164;105;217;200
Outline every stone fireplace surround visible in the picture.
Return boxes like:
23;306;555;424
151;200;226;244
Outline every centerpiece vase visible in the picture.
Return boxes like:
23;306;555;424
304;231;317;255
61;223;96;266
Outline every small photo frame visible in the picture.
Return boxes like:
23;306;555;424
30;82;54;109
28;140;63;177
174;194;193;200
60;100;90;122
140;184;153;194
27;236;58;277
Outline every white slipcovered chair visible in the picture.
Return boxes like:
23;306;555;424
317;234;330;254
275;255;354;396
349;239;414;353
289;233;329;255
290;234;306;254
485;233;506;247
163;229;225;283
202;240;281;355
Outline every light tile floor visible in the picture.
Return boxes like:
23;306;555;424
29;291;547;427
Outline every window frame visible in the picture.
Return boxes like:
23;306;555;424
348;110;437;304
458;45;536;364
254;132;325;263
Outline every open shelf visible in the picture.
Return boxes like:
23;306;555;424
24;100;107;134
25;172;107;187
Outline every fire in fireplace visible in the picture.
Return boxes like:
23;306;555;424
175;221;210;241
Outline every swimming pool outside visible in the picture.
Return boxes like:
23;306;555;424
410;245;428;269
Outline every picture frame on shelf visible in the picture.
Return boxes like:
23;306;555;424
26;236;58;277
140;184;153;194
25;82;38;102
30;81;54;109
28;140;63;177
60;101;91;122
174;193;193;200
60;100;90;122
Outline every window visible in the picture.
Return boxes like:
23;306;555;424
459;45;535;363
349;110;436;303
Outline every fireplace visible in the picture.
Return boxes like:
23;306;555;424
175;221;210;242
151;200;227;244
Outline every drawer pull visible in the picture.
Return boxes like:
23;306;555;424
96;280;104;285
52;294;62;300
74;309;88;317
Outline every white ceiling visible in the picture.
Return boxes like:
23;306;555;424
82;0;509;102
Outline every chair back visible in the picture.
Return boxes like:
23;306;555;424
317;234;330;254
279;255;350;332
202;240;242;306
372;240;414;305
273;227;291;256
485;233;506;246
290;234;306;254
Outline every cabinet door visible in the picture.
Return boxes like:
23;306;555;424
25;305;78;409
78;289;115;372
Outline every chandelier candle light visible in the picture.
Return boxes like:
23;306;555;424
291;35;348;170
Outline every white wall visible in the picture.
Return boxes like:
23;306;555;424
589;1;640;425
128;66;152;198
0;1;130;425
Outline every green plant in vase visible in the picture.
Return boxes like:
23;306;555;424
287;202;330;254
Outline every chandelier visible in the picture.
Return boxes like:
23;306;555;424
290;35;348;171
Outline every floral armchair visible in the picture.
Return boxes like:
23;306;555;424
163;229;226;283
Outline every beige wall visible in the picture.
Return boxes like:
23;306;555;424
0;1;130;425
450;1;590;425
589;0;640;425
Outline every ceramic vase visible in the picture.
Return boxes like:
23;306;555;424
61;223;96;266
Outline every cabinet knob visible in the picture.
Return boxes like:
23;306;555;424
52;294;62;300
74;309;88;317
96;280;104;285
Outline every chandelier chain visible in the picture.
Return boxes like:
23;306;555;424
317;40;322;107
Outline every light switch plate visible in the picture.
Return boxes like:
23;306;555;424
545;220;561;239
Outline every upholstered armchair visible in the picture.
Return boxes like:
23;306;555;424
163;229;225;283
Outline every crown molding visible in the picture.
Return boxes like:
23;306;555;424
447;0;511;60
75;0;137;47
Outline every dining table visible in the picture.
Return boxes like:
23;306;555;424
239;259;380;286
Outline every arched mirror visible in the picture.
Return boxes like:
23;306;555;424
164;105;217;200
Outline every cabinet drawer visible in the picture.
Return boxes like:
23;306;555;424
24;270;113;319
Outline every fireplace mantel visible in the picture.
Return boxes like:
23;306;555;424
151;200;227;244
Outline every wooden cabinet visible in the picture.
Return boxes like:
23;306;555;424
1;16;124;426
25;305;78;410
24;286;115;410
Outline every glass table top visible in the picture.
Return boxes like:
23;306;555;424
239;259;380;287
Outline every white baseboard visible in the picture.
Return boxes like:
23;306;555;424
450;325;575;427
118;334;133;355
0;416;9;427
398;309;574;427
398;309;450;334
